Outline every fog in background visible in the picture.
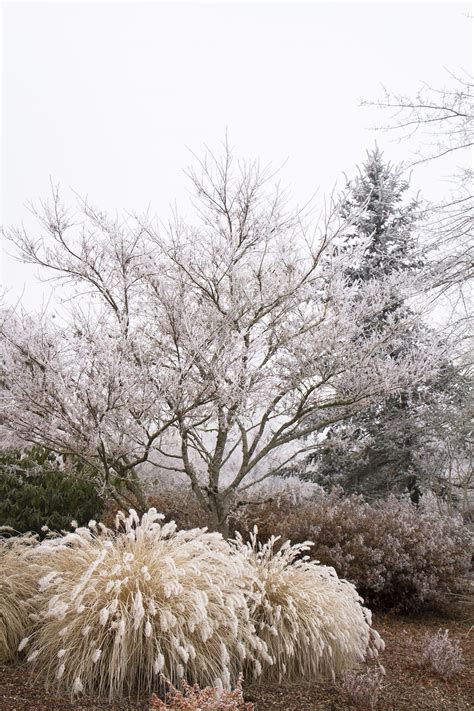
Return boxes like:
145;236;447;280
1;1;472;309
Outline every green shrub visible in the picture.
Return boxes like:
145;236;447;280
0;447;103;535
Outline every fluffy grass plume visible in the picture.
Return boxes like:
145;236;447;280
20;510;268;700
232;528;384;682
0;532;40;662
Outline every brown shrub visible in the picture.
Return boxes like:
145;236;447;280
100;490;208;531
419;629;464;680
230;489;472;611
150;674;254;710
340;665;385;710
100;480;471;612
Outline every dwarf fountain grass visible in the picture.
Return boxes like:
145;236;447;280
20;509;269;700
232;527;384;683
12;509;384;700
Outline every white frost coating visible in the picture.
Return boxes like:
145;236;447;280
16;508;382;701
38;571;60;592
0;145;442;533
73;677;83;694
231;527;383;683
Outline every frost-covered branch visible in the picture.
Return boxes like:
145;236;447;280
1;144;442;531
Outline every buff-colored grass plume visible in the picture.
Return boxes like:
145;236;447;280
10;510;384;701
232;528;384;682
0;532;40;662
19;510;269;700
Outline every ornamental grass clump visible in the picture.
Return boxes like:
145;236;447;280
19;509;269;700
232;528;384;683
0;533;40;662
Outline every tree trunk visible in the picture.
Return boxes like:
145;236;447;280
109;486;137;512
109;468;149;514
124;476;149;513
207;492;231;537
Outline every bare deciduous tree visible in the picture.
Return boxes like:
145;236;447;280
363;71;473;302
1;145;442;532
364;73;473;168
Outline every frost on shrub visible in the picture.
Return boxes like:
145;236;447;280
20;509;268;700
0;534;41;663
420;629;464;680
240;474;324;507
340;665;384;710
0;446;103;536
231;528;384;683
233;488;472;611
150;674;254;710
101;474;323;533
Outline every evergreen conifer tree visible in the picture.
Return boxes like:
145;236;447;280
307;149;448;499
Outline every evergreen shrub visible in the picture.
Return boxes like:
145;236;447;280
0;447;103;535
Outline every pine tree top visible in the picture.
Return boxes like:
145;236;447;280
339;147;423;282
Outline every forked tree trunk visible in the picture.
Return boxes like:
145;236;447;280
125;476;149;513
108;473;149;515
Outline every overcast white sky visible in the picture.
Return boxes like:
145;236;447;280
1;1;472;308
